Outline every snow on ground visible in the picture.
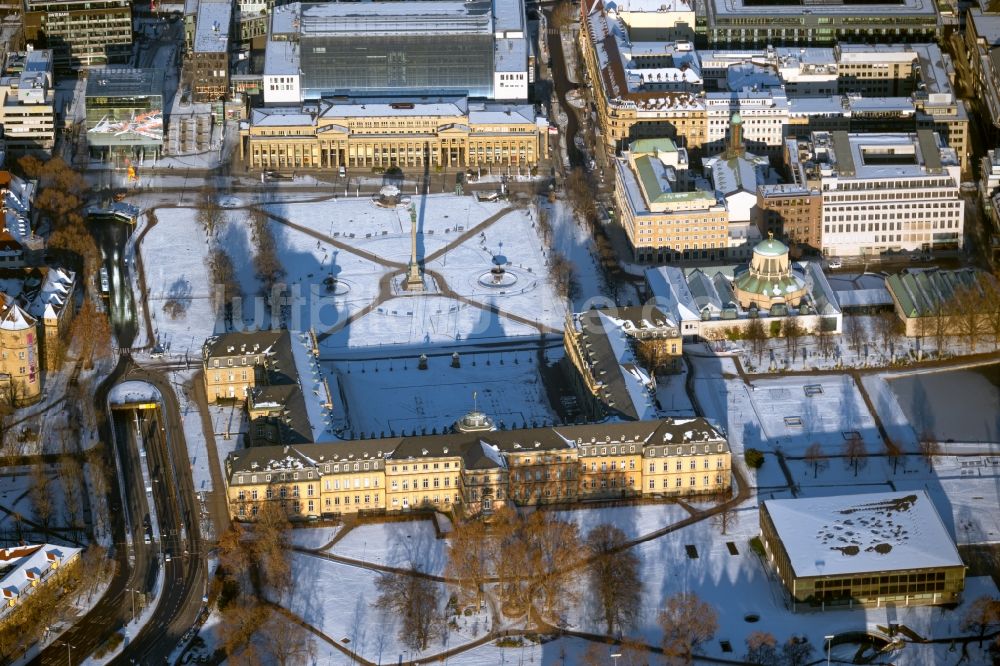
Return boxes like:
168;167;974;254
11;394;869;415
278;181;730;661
861;373;919;451
267;220;386;331
278;552;491;664
553;502;693;541
207;405;244;480
887;364;1000;445
745;375;878;456
289;525;342;550
541;198;608;307
571;506;1000;664
328;349;557;436
423;206;566;329
168;370;215;494
266;193;504;241
328;520;447;575
0;468;68;531
690;352;880;458
320;294;542;350
141;208;221;358
655;366;696;418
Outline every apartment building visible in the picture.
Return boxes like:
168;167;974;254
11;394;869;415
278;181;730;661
0;50;55;152
224;418;732;520
22;0;132;70
801;130;964;257
241;99;548;170
614;138;728;262
187;1;231;102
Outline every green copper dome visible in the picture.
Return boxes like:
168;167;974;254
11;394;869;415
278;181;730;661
753;236;788;258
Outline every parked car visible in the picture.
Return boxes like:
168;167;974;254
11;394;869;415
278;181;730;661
827;258;843;269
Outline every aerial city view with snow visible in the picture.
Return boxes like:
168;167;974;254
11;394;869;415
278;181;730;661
0;0;999;663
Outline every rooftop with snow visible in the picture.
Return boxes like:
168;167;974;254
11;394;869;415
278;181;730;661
762;490;963;578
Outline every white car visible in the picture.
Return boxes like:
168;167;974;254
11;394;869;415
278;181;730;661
827;258;843;269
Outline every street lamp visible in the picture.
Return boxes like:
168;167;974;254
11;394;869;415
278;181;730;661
60;642;75;666
609;645;622;664
825;634;835;666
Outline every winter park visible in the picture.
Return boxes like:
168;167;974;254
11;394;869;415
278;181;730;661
2;0;1000;661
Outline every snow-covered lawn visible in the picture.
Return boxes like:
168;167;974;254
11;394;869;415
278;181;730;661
328;349;557;436
0;469;68;529
320;294;542;350
278;552;491;664
288;525;342;550
568;507;1000;665
552;502;693;541
690;353;880;458
141;208;225;358
887;364;1000;445
328;520;447;575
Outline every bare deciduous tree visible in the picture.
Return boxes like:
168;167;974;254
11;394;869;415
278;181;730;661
842;435;866;477
745;317;766;364
885;437;905;474
585;523;640;635
29;465;53;529
919;432;940;470
373;572;442;651
804;443;828;479
782;318;803;360
527;510;581;617
197;184;225;237
816;328;835;361
960;595;1000;647
781;635;814;666
69;298;113;369
250;207;284;294
445;518;490;605
743;631;778;665
57;455;85;534
657;592;718;664
953;284;985;352
845;315;865;355
259;612;318;666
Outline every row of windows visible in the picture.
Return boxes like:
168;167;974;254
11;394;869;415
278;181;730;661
647;459;727;472
648;475;724;489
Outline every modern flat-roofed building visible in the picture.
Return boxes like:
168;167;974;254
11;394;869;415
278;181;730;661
22;0;132;70
85;68;165;161
703;0;938;46
760;491;965;611
0;49;55;152
240;97;547;170
803;130;963;257
188;0;232;102
263;0;528;105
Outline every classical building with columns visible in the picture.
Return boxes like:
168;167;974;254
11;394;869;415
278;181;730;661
240;97;548;170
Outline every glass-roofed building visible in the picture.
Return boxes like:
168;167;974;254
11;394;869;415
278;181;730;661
263;0;529;104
